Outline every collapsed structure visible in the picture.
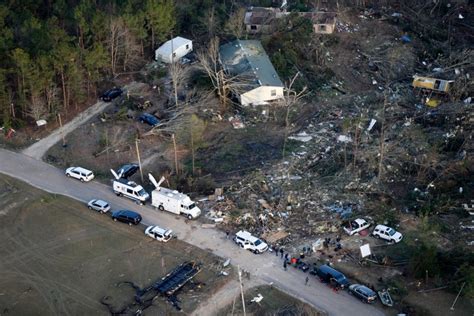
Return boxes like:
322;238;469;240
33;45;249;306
219;40;284;106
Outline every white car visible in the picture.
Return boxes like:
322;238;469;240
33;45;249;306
65;167;94;182
371;224;403;243
145;225;173;242
343;218;371;236
87;199;110;213
234;230;269;254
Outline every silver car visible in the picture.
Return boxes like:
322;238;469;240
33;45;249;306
87;199;110;213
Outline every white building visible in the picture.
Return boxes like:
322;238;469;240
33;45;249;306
219;40;284;106
155;36;192;63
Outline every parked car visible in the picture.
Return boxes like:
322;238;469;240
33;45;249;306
65;167;94;182
348;284;377;304
138;113;160;127
234;230;268;254
87;199;110;213
311;264;350;289
371;224;403;243
343;218;371;236
100;87;123;102
145;225;173;242
117;163;139;179
111;210;142;226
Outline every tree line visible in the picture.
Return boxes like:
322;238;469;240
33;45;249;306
0;0;177;129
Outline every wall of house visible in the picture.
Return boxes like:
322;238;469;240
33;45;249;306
240;86;284;106
313;23;335;34
155;42;193;63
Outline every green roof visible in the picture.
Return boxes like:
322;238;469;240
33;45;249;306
219;40;283;89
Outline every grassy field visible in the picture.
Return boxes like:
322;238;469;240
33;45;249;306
0;174;229;315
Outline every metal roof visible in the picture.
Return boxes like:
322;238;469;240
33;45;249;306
219;40;283;89
156;36;192;55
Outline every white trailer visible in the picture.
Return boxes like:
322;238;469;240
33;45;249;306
149;174;201;219
111;169;149;204
155;36;192;63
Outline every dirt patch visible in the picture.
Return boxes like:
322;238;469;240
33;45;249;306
216;285;323;316
0;174;229;315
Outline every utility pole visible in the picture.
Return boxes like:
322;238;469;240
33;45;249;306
58;113;66;147
135;138;144;182
238;265;246;316
450;282;465;311
172;134;179;175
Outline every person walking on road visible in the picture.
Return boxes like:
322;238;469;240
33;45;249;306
274;246;279;256
283;260;287;271
305;276;309;286
280;248;284;258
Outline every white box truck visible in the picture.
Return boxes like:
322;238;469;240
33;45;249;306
149;174;201;219
111;169;149;204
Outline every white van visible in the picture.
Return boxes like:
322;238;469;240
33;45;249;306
111;169;149;204
234;230;268;254
148;174;201;219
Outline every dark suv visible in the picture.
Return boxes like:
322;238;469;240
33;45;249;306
311;264;350;289
111;210;142;226
117;163;139;179
138;113;160;127
101;87;123;102
348;284;377;303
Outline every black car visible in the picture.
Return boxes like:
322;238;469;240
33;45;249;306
348;284;377;304
101;87;123;102
138;113;160;127
111;210;142;226
117;163;139;179
311;264;350;289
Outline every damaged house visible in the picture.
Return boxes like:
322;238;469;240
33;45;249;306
219;40;284;106
244;7;337;35
244;7;284;34
300;11;337;34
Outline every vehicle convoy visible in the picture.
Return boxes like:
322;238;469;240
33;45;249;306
111;169;149;204
343;218;371;236
148;174;201;219
87;199;110;213
234;230;269;254
371;224;403;243
65;166;94;182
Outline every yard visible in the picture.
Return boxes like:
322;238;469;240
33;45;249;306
0;174;230;315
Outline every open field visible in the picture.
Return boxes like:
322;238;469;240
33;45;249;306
0;174;229;315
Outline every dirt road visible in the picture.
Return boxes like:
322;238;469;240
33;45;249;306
0;148;386;316
21;83;141;160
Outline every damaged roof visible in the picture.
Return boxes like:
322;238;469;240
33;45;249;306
219;40;283;89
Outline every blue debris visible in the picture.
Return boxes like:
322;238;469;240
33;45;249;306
401;35;411;43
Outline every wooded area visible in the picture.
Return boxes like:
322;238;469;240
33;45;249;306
0;0;178;127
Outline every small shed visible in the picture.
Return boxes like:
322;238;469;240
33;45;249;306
155;37;192;63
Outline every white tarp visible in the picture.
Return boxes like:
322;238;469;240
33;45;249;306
360;243;371;258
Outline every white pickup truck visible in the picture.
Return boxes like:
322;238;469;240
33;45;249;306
343;218;371;236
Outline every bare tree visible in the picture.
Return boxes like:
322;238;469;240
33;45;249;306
169;61;189;107
26;89;47;122
108;17;127;75
197;37;255;110
123;29;143;72
225;7;246;39
281;72;308;158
